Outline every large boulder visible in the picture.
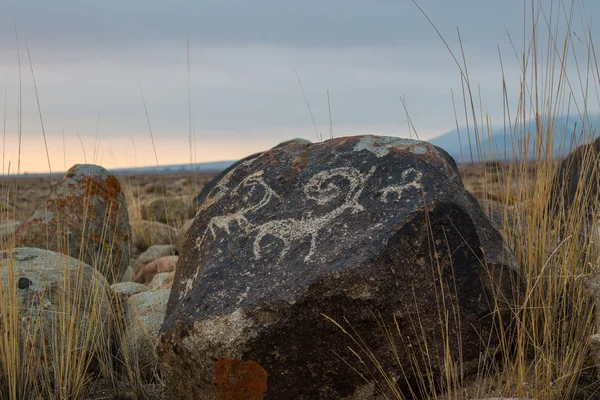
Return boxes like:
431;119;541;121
192;138;311;208
159;135;522;399
14;164;131;283
0;248;111;386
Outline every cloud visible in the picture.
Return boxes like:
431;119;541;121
0;0;599;173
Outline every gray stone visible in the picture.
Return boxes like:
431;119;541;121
0;248;111;385
125;290;170;382
148;272;174;291
111;281;150;305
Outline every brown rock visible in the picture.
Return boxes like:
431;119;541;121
132;245;178;273
134;255;178;285
14;164;131;283
214;358;268;400
143;182;158;194
140;196;190;225
159;135;522;399
131;220;178;252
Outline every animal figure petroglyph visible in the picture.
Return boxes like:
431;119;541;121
181;163;423;299
380;168;423;203
251;166;376;262
180;170;277;299
201;170;278;245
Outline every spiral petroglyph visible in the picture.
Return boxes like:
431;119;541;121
251;166;376;262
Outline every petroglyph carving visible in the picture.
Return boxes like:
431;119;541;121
203;171;278;241
380;168;423;203
181;163;423;298
181;170;277;299
198;156;263;213
251;167;376;262
353;136;421;158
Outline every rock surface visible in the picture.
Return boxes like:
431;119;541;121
125;289;170;381
159;135;521;399
131;220;178;253
177;218;195;249
135;256;178;285
0;220;20;249
132;245;178;273
111;281;150;305
0;248;111;382
148;271;175;290
14;164;131;283
192;138;311;208
549;137;600;226
120;265;135;282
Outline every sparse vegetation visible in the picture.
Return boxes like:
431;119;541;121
3;0;600;399
326;0;600;399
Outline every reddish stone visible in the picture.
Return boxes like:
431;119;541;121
134;255;178;285
214;358;267;400
14;164;131;283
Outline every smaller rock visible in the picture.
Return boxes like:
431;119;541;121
133;246;178;273
125;290;170;382
111;282;150;306
140;197;190;225
148;272;175;290
143;183;158;194
171;178;188;188
120;266;135;282
135;255;178;285
0;220;20;248
131;220;178;252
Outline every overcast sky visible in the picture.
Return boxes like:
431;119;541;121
0;1;598;173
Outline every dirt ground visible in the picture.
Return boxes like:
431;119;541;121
0;171;219;224
1;162;535;225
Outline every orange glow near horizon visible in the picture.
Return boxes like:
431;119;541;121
0;129;441;175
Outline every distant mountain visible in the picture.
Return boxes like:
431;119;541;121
3;160;236;178
429;115;600;162
108;160;235;175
